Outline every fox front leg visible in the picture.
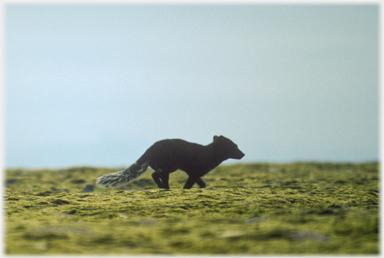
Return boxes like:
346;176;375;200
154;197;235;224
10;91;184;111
183;176;198;189
195;178;206;188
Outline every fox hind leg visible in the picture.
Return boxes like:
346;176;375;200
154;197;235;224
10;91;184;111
152;170;170;189
159;173;170;189
152;171;162;188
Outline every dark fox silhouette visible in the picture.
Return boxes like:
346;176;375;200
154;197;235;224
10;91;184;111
96;135;245;189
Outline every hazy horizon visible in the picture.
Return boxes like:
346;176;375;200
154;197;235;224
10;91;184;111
6;4;378;169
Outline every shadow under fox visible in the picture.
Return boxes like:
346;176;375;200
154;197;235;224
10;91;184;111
96;135;245;189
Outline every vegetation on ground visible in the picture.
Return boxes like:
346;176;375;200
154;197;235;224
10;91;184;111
5;162;379;254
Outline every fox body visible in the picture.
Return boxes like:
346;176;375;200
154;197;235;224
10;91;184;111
96;135;245;189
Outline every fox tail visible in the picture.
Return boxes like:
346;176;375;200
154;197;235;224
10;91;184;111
96;160;150;189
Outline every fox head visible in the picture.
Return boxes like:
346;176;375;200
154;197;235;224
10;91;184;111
213;135;245;160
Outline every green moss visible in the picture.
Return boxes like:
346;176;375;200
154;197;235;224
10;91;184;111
5;162;379;254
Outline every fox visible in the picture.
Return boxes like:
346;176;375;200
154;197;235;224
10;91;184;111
96;135;245;189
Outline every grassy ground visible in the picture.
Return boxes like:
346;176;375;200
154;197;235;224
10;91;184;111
5;162;379;254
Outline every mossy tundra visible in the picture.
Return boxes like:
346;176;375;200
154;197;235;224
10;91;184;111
5;163;378;254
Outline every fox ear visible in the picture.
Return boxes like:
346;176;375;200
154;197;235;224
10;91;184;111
213;135;219;141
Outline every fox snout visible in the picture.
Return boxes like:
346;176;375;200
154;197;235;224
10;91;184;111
233;149;245;160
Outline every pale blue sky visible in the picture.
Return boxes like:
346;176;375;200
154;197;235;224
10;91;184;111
6;4;378;168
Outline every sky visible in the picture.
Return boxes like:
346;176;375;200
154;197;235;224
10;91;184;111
5;4;379;169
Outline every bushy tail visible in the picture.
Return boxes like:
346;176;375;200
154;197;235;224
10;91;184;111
96;160;149;189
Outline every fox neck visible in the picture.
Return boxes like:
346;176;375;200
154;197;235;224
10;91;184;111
206;142;227;168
